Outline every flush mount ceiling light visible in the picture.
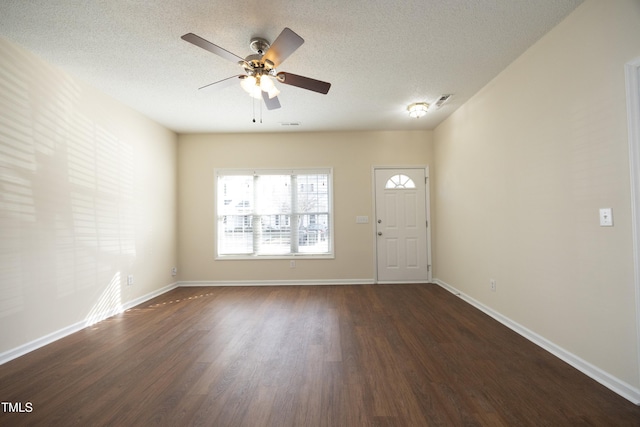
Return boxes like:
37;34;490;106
407;102;430;118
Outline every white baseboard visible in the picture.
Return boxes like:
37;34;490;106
178;279;375;287
0;282;179;365
433;278;640;405
375;280;433;285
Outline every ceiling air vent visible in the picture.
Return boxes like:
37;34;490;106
433;94;452;109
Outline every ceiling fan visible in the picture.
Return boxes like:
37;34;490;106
181;28;331;110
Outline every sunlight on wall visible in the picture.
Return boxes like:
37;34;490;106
84;271;123;326
0;39;136;322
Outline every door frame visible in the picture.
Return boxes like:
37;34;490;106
625;57;640;381
372;166;432;283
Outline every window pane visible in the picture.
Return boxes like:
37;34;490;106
219;221;253;254
218;175;253;255
298;214;329;254
256;175;291;215
218;176;253;215
385;174;416;189
296;174;329;214
257;214;291;255
217;169;332;257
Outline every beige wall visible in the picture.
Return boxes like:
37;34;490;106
433;0;640;389
177;131;433;282
0;38;178;354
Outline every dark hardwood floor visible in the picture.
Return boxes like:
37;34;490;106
1;284;639;426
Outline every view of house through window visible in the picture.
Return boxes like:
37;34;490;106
216;169;333;258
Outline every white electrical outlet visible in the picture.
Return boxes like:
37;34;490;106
599;208;613;226
127;275;134;286
290;260;296;269
490;279;496;292
171;267;178;276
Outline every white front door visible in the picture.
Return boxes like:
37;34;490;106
375;168;430;283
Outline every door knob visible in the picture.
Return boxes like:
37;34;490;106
377;232;382;236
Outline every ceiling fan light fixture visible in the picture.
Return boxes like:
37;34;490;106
259;75;275;91
240;75;256;92
249;86;262;99
407;102;429;118
240;75;262;99
267;86;280;99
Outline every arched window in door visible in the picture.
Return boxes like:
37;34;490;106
385;174;416;189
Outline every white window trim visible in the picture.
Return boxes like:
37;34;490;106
214;167;335;260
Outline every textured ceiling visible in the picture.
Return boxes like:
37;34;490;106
0;0;583;134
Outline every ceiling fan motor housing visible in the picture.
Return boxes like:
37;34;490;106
249;37;270;56
244;37;277;77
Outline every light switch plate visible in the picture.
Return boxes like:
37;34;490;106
356;216;369;224
599;208;613;226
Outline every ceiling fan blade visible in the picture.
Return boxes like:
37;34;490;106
262;91;281;110
181;33;245;64
198;75;244;91
276;72;331;94
262;28;304;68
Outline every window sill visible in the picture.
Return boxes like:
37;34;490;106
215;254;335;261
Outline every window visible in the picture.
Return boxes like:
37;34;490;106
385;174;416;189
216;168;333;258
